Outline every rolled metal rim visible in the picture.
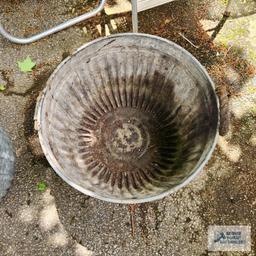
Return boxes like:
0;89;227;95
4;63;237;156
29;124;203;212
36;33;219;204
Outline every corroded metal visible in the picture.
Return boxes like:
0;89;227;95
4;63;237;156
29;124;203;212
0;128;15;199
37;33;219;204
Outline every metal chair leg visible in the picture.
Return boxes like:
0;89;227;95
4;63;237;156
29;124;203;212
131;0;138;33
0;0;106;44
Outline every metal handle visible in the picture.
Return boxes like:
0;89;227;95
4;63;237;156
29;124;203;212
0;0;106;44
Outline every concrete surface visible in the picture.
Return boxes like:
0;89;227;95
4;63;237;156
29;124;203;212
0;0;255;255
207;0;256;20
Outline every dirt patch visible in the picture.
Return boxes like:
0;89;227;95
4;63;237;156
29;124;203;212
23;69;53;162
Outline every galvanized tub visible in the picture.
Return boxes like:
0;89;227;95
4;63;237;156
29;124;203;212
37;33;219;204
0;128;15;199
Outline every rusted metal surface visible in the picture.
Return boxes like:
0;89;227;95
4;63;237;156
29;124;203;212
0;128;15;199
129;204;138;236
37;33;219;204
216;85;230;136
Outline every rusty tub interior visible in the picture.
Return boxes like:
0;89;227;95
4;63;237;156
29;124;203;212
37;33;219;204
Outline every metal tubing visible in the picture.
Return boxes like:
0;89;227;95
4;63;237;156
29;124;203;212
131;0;138;33
0;0;106;44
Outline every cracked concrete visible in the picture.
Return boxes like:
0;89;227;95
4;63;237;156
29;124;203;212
0;0;255;255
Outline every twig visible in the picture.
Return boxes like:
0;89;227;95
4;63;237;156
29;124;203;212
210;0;233;41
128;204;138;237
210;12;230;41
206;26;218;32
178;32;199;48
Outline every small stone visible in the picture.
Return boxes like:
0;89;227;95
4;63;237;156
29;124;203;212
82;27;88;35
164;19;171;24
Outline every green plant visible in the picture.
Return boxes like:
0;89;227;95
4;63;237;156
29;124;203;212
17;57;36;73
37;181;47;192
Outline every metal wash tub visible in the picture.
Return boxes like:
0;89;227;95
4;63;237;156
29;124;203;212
36;34;219;204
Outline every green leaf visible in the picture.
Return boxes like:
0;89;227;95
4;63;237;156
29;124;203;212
0;84;6;91
17;57;36;73
37;181;47;192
